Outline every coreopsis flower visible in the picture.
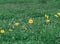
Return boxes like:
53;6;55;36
28;18;33;24
0;29;5;33
14;22;20;26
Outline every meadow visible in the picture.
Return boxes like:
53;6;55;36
0;0;60;44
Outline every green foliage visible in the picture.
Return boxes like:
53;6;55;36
0;0;60;44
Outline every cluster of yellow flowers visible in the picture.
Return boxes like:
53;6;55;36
0;12;60;34
45;12;60;23
0;22;20;34
27;12;60;24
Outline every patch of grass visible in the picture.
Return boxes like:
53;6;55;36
0;0;60;44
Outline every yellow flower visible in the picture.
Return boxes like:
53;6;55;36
57;12;60;16
0;29;5;33
28;18;33;24
45;14;49;19
14;22;20;26
9;29;13;32
54;15;59;18
46;19;50;23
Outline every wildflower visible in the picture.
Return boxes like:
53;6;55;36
54;15;59;18
0;29;5;33
14;22;20;26
57;12;60;16
28;18;33;24
45;14;49;19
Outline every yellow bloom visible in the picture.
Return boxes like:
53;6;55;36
28;18;33;24
14;22;20;26
54;15;59;18
57;12;60;16
9;29;13;32
0;29;5;33
46;19;50;23
45;14;49;19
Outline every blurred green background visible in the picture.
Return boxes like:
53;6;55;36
0;0;60;44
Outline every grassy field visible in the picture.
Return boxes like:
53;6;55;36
0;0;60;44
